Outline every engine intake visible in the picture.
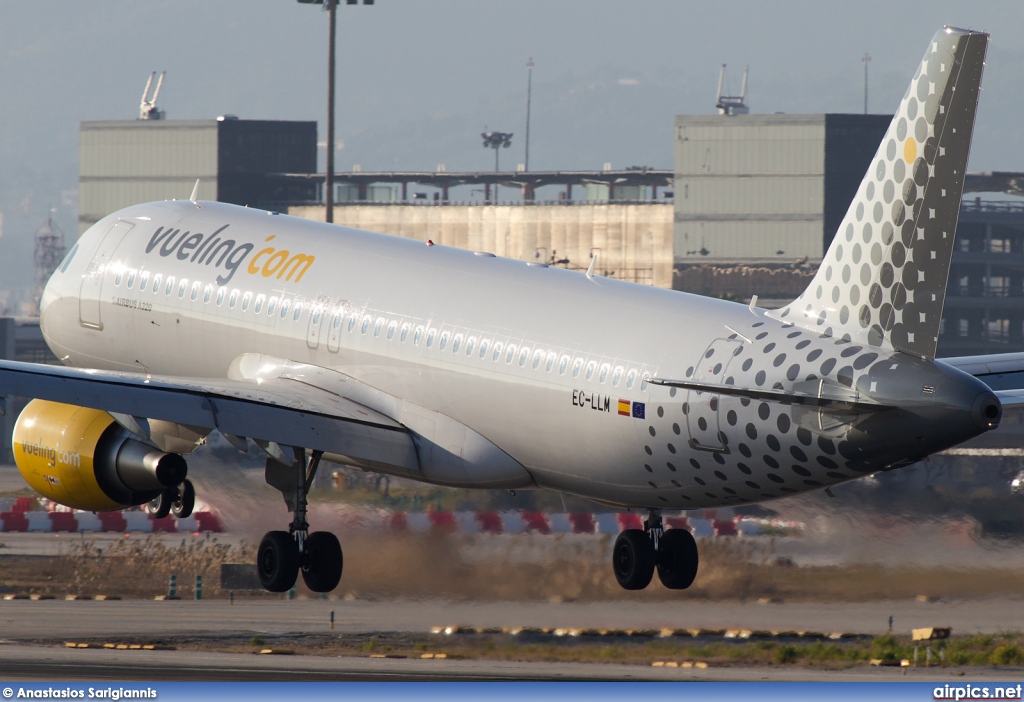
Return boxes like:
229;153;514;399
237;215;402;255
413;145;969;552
13;399;188;512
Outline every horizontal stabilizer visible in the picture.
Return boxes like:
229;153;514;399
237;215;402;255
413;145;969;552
647;376;890;412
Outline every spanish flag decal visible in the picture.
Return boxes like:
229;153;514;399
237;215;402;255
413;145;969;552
617;399;630;416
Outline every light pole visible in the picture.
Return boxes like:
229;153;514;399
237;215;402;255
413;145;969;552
482;131;513;171
297;0;375;224
525;58;534;171
862;52;871;115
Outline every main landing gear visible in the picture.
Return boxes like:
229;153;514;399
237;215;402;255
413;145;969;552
612;510;698;591
257;448;343;593
147;479;196;519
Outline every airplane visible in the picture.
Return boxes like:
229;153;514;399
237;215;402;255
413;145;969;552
0;26;1010;594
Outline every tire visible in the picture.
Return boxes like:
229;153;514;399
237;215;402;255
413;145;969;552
301;531;344;593
612;529;655;590
171;479;195;519
657;528;699;590
258;531;299;592
147;489;173;519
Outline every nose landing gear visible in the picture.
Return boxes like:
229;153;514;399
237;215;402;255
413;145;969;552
612;510;699;591
257;448;344;593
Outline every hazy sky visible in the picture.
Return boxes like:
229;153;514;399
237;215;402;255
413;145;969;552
2;1;1023;289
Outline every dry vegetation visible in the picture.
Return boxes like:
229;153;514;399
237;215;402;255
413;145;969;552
4;532;1024;602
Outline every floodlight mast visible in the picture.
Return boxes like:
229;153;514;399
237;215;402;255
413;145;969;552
296;0;375;223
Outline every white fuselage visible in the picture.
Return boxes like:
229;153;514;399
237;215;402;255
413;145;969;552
40;200;990;510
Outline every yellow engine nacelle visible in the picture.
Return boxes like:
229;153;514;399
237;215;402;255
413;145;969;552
13;399;187;512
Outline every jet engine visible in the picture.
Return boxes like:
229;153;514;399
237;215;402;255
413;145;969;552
12;399;187;512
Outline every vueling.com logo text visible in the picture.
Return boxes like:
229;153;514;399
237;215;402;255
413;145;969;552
146;225;315;286
20;438;81;467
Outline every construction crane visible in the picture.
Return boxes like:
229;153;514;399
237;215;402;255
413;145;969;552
715;64;749;115
139;72;166;120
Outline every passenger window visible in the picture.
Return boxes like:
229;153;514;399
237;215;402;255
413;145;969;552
190;282;200;302
599;363;610;383
178;279;188;299
294;303;303;322
280;299;290;319
361;315;371;334
332;311;343;329
585;361;596;381
505;345;516;365
545;352;556;372
373;318;383;337
387;321;397;340
572;359;583;378
216;287;226;306
165;276;175;296
559;355;570;375
268;296;277;316
139;271;150;292
400;323;410;342
518;347;529;367
348;314;357;332
534;350;545;370
426;328;436;347
612;366;623;386
413;325;423;345
203;285;212;304
466;336;475;356
626;370;637;389
152;273;162;295
452;334;462;353
114;268;123;286
229;290;239;309
254;294;264;314
313;307;322;325
492;341;503;361
479;338;489;359
439;331;449;350
127;270;136;289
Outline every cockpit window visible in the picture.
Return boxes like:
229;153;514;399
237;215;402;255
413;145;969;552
58;244;79;274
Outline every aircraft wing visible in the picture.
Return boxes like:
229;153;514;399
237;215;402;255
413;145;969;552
0;359;418;469
941;352;1024;407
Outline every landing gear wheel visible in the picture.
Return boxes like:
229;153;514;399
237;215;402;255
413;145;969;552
612;529;655;590
301;531;344;592
170;479;195;519
656;528;699;590
147;489;174;519
258;530;299;592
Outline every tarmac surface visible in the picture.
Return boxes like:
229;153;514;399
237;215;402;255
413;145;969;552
1;597;1023;681
1;643;1022;682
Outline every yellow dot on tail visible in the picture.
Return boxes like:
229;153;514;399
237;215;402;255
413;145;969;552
904;138;917;164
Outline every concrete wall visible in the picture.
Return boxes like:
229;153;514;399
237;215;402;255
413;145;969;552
674;115;826;262
79;121;219;234
289;204;675;289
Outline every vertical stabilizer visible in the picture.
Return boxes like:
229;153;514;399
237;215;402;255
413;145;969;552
770;27;988;359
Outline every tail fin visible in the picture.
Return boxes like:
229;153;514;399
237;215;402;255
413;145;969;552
770;27;988;359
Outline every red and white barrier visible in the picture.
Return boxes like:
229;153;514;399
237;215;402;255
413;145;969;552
0;509;223;533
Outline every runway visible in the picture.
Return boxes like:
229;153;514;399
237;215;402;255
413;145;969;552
1;597;1023;681
0;639;1021;682
1;596;1022;639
